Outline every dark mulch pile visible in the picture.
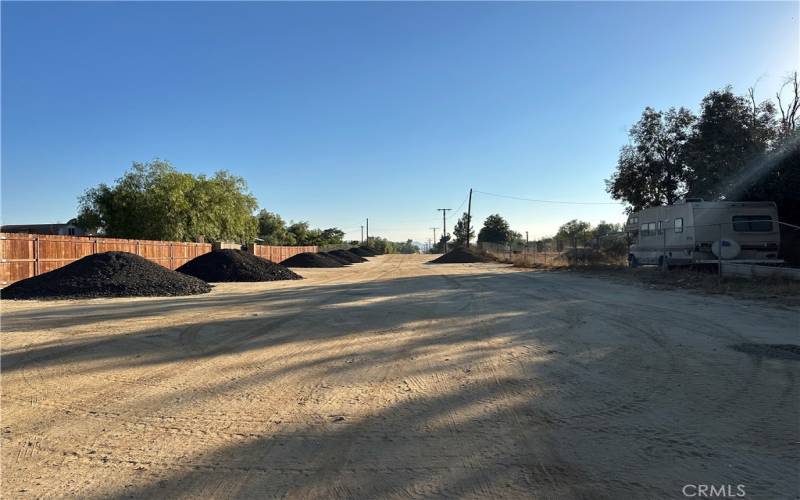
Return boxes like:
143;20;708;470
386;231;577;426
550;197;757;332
731;343;800;361
349;247;374;258
327;250;367;263
359;246;379;256
323;252;353;265
429;246;493;264
1;252;211;300
177;249;302;282
281;252;344;268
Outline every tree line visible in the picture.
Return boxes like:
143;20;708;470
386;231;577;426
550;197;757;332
430;212;623;254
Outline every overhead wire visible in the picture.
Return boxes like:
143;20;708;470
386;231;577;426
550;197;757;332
473;190;623;205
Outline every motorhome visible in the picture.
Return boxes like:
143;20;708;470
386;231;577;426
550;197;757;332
625;199;782;269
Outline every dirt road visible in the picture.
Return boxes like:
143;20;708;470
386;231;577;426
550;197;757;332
2;255;798;499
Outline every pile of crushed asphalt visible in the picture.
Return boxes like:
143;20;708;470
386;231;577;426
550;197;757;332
177;249;302;282
281;252;345;268
1;252;211;300
323;252;353;265
349;247;375;258
429;246;494;264
327;249;367;263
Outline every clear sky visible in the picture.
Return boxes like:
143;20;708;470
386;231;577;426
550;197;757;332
2;1;797;244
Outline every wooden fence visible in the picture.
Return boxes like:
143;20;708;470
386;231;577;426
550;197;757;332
0;233;319;287
249;244;318;263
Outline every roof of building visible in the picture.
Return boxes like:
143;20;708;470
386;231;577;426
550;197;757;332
1;223;81;234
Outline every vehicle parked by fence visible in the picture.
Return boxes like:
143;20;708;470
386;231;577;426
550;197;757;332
625;199;782;269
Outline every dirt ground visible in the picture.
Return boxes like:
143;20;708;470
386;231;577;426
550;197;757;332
2;255;798;499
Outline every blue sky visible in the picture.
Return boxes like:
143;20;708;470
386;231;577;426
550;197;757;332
2;1;797;243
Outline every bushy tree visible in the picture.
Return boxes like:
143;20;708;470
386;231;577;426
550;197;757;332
556;219;591;244
365;236;395;254
606;107;695;212
318;228;345;245
477;214;513;244
256;214;344;246
452;212;474;247
77;159;258;242
256;210;295;245
395;239;420;254
431;234;451;253
683;86;776;200
592;221;623;238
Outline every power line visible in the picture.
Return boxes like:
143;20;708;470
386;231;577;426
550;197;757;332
453;194;468;214
473;190;623;205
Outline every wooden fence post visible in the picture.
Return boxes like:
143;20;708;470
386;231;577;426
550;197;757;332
34;236;40;277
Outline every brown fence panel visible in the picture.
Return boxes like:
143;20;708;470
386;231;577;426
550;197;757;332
0;234;36;285
249;244;319;263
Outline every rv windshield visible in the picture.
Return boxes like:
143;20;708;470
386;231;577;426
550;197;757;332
732;215;773;232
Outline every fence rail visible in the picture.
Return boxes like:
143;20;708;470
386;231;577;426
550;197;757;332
0;233;319;287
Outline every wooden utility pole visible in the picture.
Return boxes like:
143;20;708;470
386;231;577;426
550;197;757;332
466;188;473;248
430;227;437;249
437;208;451;253
525;231;529;256
366;218;369;242
360;226;364;243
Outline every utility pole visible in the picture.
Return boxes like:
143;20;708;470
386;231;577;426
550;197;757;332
360;226;364;243
430;227;437;248
466;188;473;248
525;231;529;256
366;218;369;242
437;208;451;253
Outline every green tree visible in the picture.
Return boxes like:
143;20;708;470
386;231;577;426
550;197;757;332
431;234;451;253
452;212;474;247
556;219;592;244
256;210;295;245
365;236;395;254
606;107;695;212
684;86;776;200
395;239;420;254
592;221;623;238
77;160;258;242
318;228;345;245
477;214;513;244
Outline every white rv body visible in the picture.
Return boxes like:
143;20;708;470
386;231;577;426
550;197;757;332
625;200;781;268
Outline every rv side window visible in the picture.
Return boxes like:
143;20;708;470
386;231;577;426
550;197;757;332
674;218;683;233
656;221;662;234
732;215;772;232
648;222;656;236
640;223;648;237
630;216;638;224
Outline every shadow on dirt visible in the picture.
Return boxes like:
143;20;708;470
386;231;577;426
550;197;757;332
3;269;798;498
